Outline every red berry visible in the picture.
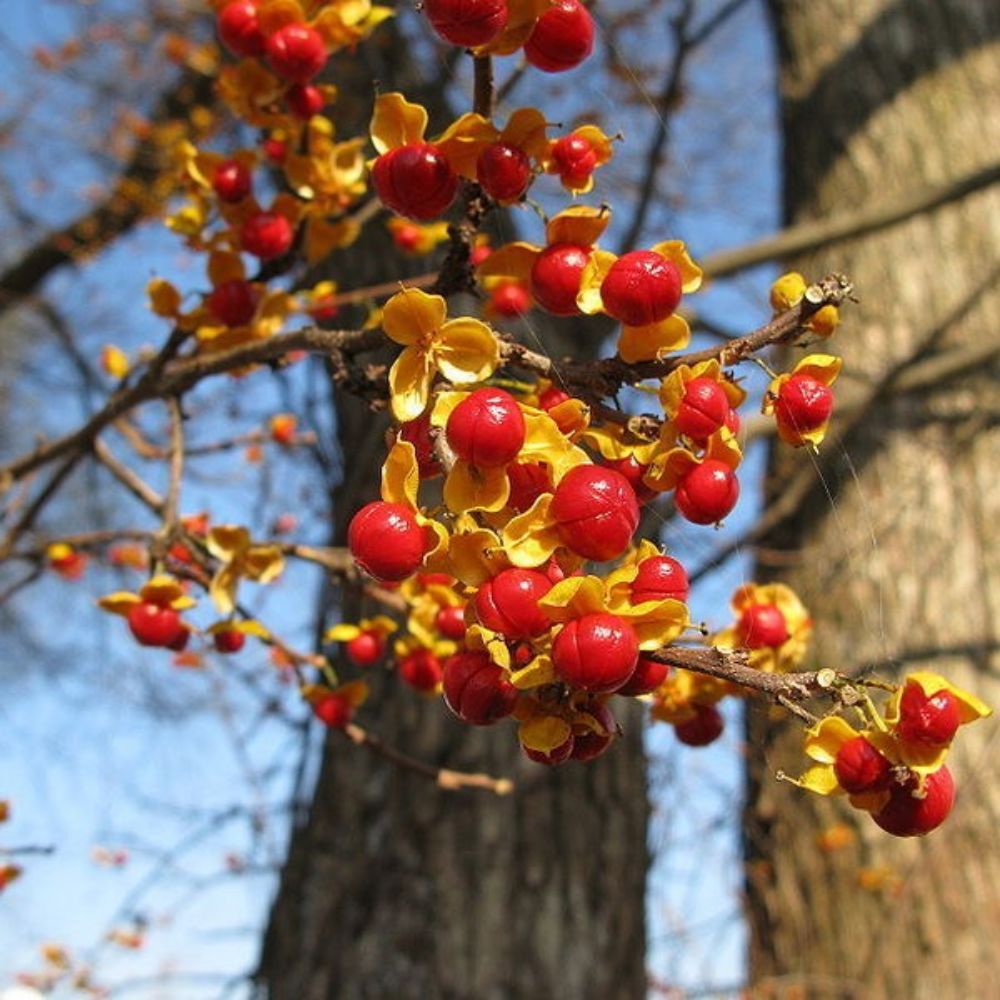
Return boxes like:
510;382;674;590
217;1;265;58
538;386;570;411
127;602;183;648
571;700;618;761
443;651;518;725
524;0;594;73
399;649;443;692
600;250;682;326
474;568;552;640
775;374;833;434
490;281;531;317
477;142;533;202
896;681;961;746
675;377;731;441
605;455;657;505
550;134;597;188
674;459;739;525
530;243;590;315
738;603;789;649
470;243;492;267
446;388;526;468
212;159;252;203
435;604;467;640
631;555;690;604
309;296;338;322
371;144;458;221
346;631;384;667
213;629;246;654
616;655;668;697
872;767;955;837
725;407;741;436
424;0;508;47
347;501;427;582
265;23;327;83
675;704;724;746
207;280;258;327
312;692;353;728
551;465;639;562
552;613;638;693
400;414;442;478
392;223;423;252
286;82;325;119
506;462;552;513
524;733;574;766
263;137;288;163
241;211;294;260
833;736;892;794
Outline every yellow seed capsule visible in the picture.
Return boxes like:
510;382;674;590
770;271;807;312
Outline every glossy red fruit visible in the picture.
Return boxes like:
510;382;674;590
616;655;668;696
550;134;597;188
371;144;458;220
286;82;325;119
443;651;518;725
897;681;961;746
212;159;252;203
524;733;574;765
490;281;531;317
470;243;493;267
538;386;570;411
312;692;353;728
265;23;327;83
675;377;731;441
347;501;426;581
600;250;682;326
605;455;657;505
530;243;590;315
524;0;594;73
262;137;287;163
446;388;526;468
424;0;508;47
207;280;258;327
551;465;639;562
475;568;552;640
506;462;552;513
128;602;182;648
435;604;467;640
213;629;246;654
392;222;423;252
399;649;443;692
571;700;618;761
217;1;266;58
775;374;833;433
675;704;724;746
477;142;533;202
631;555;690;604
834;736;892;794
725;407;741;436
872;767;955;837
241;211;294;260
738;603;789;649
552;613;638;693
674;459;739;525
346;631;384;666
400;414;442;478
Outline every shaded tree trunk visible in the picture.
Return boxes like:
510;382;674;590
746;2;1000;997
255;21;649;1000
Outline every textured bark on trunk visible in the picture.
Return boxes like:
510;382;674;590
746;2;1000;998
254;23;649;1000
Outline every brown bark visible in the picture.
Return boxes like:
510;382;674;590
254;24;649;1000
746;2;1000;998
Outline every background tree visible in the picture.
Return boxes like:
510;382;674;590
745;1;1000;996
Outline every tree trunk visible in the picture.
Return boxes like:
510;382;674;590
255;23;649;1000
746;2;1000;997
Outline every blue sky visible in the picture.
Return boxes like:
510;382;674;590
0;1;783;995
